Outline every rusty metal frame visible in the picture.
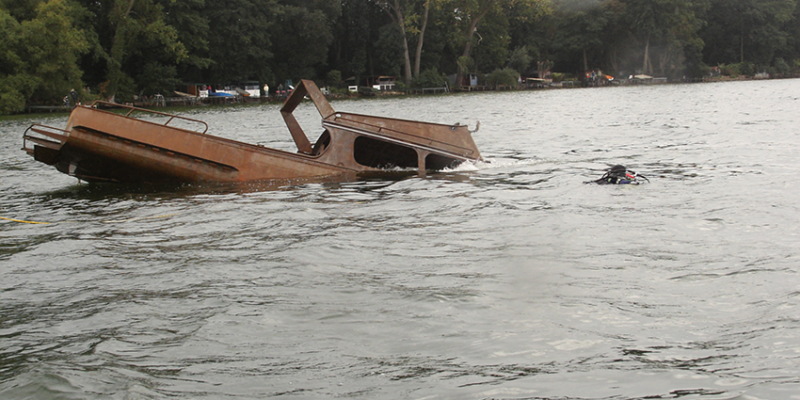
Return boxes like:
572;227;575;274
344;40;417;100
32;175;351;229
92;101;210;134
22;79;483;185
280;80;336;154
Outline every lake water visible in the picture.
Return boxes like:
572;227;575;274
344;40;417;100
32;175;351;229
2;79;800;400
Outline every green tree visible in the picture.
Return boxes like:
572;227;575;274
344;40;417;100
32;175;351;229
25;0;90;101
552;0;608;72
507;0;552;64
329;0;384;83
486;66;520;87
372;0;441;83
373;23;405;77
0;0;38;20
0;0;89;113
448;0;497;85
373;0;414;84
507;45;532;73
776;0;800;73
702;0;795;67
412;67;447;87
622;0;706;78
470;8;512;73
444;0;548;86
270;1;340;85
202;0;277;84
0;9;32;113
164;0;212;83
412;0;433;77
75;0;187;101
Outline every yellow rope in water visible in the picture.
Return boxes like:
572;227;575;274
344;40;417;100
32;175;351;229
1;213;178;225
0;216;52;225
101;214;179;223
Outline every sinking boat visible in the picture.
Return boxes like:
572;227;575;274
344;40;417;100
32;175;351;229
22;79;482;184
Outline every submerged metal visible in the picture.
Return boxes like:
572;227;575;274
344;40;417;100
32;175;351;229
22;79;482;184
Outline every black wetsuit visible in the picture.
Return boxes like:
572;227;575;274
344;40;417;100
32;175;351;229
591;165;649;185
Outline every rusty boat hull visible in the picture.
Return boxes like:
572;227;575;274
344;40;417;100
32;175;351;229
23;80;482;184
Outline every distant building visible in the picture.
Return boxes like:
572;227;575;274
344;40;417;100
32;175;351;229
185;81;261;99
372;76;396;91
345;76;398;92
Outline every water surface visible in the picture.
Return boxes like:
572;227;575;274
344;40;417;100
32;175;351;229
2;80;800;399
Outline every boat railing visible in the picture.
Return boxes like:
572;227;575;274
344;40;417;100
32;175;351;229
91;101;209;134
22;124;70;155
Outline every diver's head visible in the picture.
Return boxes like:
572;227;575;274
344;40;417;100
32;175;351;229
608;165;633;180
608;165;627;175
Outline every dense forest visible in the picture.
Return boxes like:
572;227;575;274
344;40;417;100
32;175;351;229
2;0;799;114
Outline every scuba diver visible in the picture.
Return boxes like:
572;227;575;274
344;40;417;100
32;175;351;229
590;165;649;185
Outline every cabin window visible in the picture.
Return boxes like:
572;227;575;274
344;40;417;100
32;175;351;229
354;136;418;169
425;153;462;171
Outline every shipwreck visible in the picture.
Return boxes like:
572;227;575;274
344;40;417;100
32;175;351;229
22;80;482;185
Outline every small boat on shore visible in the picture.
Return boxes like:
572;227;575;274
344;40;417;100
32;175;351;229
22;79;482;185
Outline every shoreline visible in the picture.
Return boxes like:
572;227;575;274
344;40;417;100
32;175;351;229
7;75;798;119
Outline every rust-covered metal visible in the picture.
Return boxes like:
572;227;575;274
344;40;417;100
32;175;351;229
22;79;482;184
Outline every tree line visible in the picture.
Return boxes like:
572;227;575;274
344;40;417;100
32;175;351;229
2;0;799;114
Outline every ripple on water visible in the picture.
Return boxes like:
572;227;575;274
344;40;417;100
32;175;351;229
2;80;800;399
